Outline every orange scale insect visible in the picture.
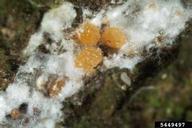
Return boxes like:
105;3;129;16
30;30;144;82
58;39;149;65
75;47;103;73
75;22;101;46
101;27;127;49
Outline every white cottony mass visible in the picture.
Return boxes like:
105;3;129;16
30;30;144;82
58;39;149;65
0;1;191;128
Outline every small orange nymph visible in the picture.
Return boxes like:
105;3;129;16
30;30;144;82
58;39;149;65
75;47;103;73
10;108;21;120
101;27;127;49
76;22;101;46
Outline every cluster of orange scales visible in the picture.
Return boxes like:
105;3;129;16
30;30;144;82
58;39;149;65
74;21;127;73
48;20;127;97
9;20;127;120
